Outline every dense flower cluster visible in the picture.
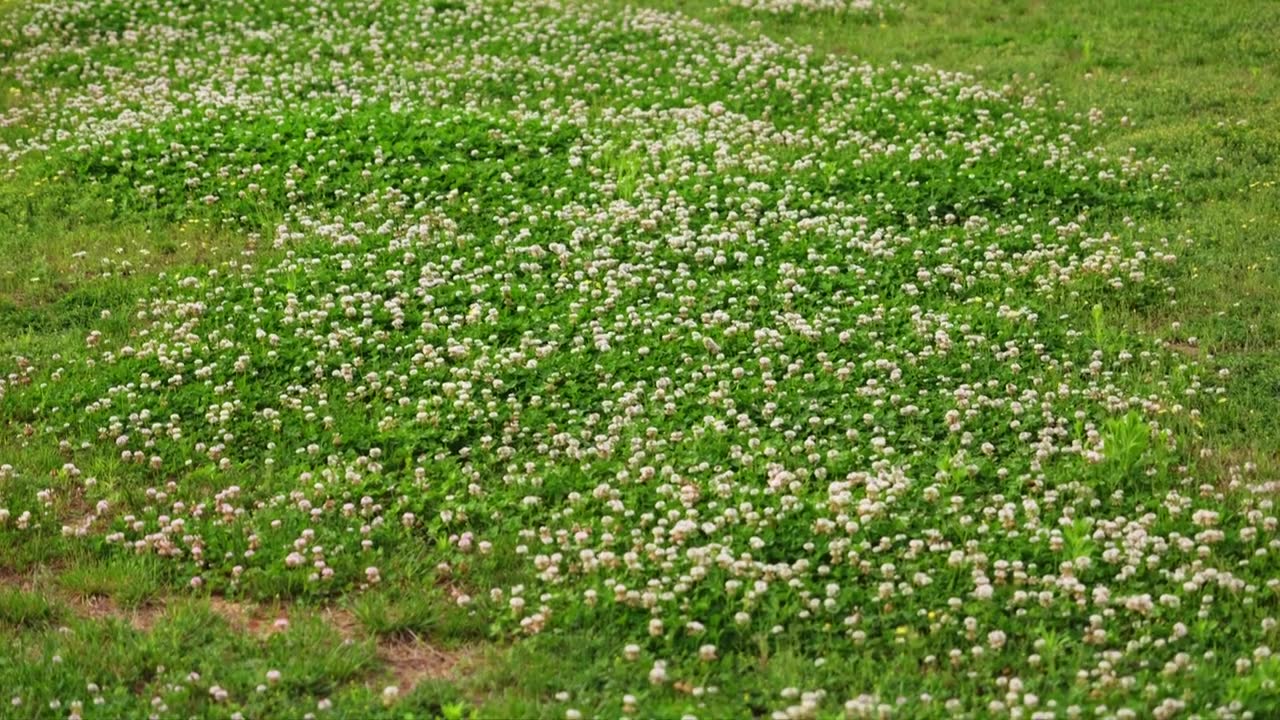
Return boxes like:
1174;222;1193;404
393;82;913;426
2;0;1275;717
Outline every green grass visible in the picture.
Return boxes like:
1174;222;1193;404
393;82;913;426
0;587;64;628
1;0;1278;717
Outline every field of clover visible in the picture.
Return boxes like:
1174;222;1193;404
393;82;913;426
1;0;1278;718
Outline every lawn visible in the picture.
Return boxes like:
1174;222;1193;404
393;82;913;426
1;0;1278;718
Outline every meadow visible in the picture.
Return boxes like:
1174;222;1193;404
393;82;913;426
1;0;1278;718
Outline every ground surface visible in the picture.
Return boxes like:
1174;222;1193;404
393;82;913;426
1;1;1278;718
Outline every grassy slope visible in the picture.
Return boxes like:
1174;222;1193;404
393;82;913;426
1;0;1278;717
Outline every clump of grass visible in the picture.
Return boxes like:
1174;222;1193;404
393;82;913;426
59;559;165;609
0;587;63;628
351;592;441;639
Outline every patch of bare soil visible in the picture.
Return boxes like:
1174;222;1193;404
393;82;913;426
379;634;476;692
72;594;163;632
321;605;362;641
0;566;33;591
206;596;295;636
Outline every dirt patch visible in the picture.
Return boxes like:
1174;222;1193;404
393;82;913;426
206;596;294;636
321;605;363;642
316;605;475;694
72;594;163;632
380;635;476;692
0;566;34;592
